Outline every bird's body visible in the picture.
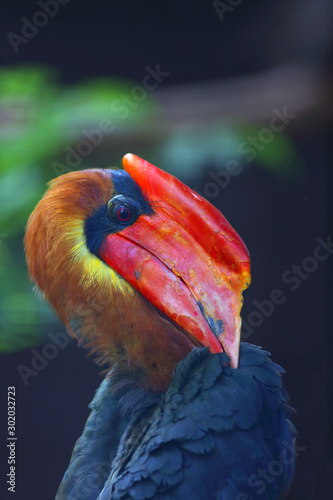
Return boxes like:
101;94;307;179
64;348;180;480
24;154;295;499
56;344;295;500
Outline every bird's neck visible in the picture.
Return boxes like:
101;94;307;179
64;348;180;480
69;291;194;393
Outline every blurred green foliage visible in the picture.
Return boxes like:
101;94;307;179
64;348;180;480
0;65;300;352
0;65;157;352
162;124;300;180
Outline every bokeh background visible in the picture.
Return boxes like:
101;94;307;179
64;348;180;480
0;1;332;498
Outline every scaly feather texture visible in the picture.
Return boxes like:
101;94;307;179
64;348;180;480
56;343;296;500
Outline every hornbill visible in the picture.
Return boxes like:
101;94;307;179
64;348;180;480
25;154;295;499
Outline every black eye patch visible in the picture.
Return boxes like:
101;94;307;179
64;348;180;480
84;170;153;257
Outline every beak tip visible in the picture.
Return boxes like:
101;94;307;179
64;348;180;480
229;358;239;369
229;348;239;368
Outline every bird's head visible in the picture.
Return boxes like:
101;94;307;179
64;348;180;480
25;154;250;391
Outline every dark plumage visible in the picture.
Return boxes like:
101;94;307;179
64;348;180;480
56;344;295;500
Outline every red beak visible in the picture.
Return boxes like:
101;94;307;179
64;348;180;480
100;154;251;367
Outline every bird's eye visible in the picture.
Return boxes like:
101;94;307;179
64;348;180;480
107;195;139;227
116;206;131;222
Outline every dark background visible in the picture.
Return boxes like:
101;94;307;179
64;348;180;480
0;1;332;499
